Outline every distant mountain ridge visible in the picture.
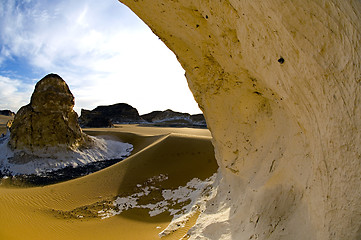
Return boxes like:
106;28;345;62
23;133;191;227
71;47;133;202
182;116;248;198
141;109;206;128
79;104;206;128
0;110;15;117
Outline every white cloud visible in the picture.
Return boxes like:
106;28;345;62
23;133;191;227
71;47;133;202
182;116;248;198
0;76;33;112
0;0;201;115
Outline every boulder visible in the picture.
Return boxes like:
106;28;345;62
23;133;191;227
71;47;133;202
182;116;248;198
9;74;91;152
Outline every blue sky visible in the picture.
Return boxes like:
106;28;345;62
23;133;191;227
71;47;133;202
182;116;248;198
0;0;201;115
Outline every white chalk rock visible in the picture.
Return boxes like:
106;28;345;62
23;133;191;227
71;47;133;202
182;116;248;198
120;0;361;239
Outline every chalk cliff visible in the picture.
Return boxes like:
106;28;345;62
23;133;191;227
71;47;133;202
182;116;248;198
119;1;361;239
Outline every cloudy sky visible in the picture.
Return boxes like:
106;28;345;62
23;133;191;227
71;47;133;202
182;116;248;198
0;0;201;115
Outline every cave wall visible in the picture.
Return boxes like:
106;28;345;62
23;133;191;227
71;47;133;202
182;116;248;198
119;0;361;239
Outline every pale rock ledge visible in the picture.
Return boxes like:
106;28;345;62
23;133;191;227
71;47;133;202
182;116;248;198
119;0;361;239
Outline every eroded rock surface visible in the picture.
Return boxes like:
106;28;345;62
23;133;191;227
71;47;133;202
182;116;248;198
119;1;361;239
141;109;207;128
9;74;90;151
79;103;143;127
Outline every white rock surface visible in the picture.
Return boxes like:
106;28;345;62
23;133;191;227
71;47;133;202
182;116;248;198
120;0;361;239
0;132;133;175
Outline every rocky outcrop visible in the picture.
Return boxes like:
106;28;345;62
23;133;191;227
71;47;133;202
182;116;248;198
141;109;206;128
190;114;206;126
0;74;133;175
78;109;113;128
141;109;188;123
79;105;206;128
79;105;207;128
0;110;15;117
79;103;144;127
9;74;91;152
119;1;361;239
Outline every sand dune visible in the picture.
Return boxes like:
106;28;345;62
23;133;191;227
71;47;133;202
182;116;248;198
0;115;13;135
0;126;217;240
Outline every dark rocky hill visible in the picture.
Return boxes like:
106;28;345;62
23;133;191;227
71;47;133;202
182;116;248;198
141;109;190;122
0;110;15;117
79;103;144;128
140;109;207;128
79;104;207;128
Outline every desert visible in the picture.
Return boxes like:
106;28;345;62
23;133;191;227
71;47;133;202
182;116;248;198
0;124;217;240
1;0;361;239
0;75;217;240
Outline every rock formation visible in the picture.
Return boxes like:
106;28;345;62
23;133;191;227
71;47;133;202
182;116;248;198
141;109;207;128
78;103;143;127
189;114;206;125
0;74;133;175
0;110;15;117
78;109;114;128
9;74;91;152
119;1;361;239
141;109;188;123
79;104;207;128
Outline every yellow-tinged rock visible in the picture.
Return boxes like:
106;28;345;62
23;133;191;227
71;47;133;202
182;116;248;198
9;74;91;152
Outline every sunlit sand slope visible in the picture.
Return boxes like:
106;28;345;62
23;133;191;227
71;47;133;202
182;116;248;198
0;126;217;240
0;115;12;135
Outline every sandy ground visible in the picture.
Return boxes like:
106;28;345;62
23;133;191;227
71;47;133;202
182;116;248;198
0;125;217;240
0;115;13;135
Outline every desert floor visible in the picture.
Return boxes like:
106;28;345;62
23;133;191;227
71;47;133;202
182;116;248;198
0;125;217;240
0;115;13;135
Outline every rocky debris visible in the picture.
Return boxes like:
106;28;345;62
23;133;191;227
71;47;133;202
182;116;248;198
9;73;91;152
79;103;144;128
0;110;15;117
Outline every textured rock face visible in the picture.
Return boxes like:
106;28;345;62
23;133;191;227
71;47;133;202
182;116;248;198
79;103;143;127
119;1;361;239
141;109;190;123
189;114;206;126
78;109;113;128
9;74;90;151
141;109;207;127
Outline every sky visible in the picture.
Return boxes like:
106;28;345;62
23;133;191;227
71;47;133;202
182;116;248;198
0;0;201;115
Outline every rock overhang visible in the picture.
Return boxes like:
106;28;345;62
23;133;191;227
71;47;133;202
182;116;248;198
118;1;361;239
